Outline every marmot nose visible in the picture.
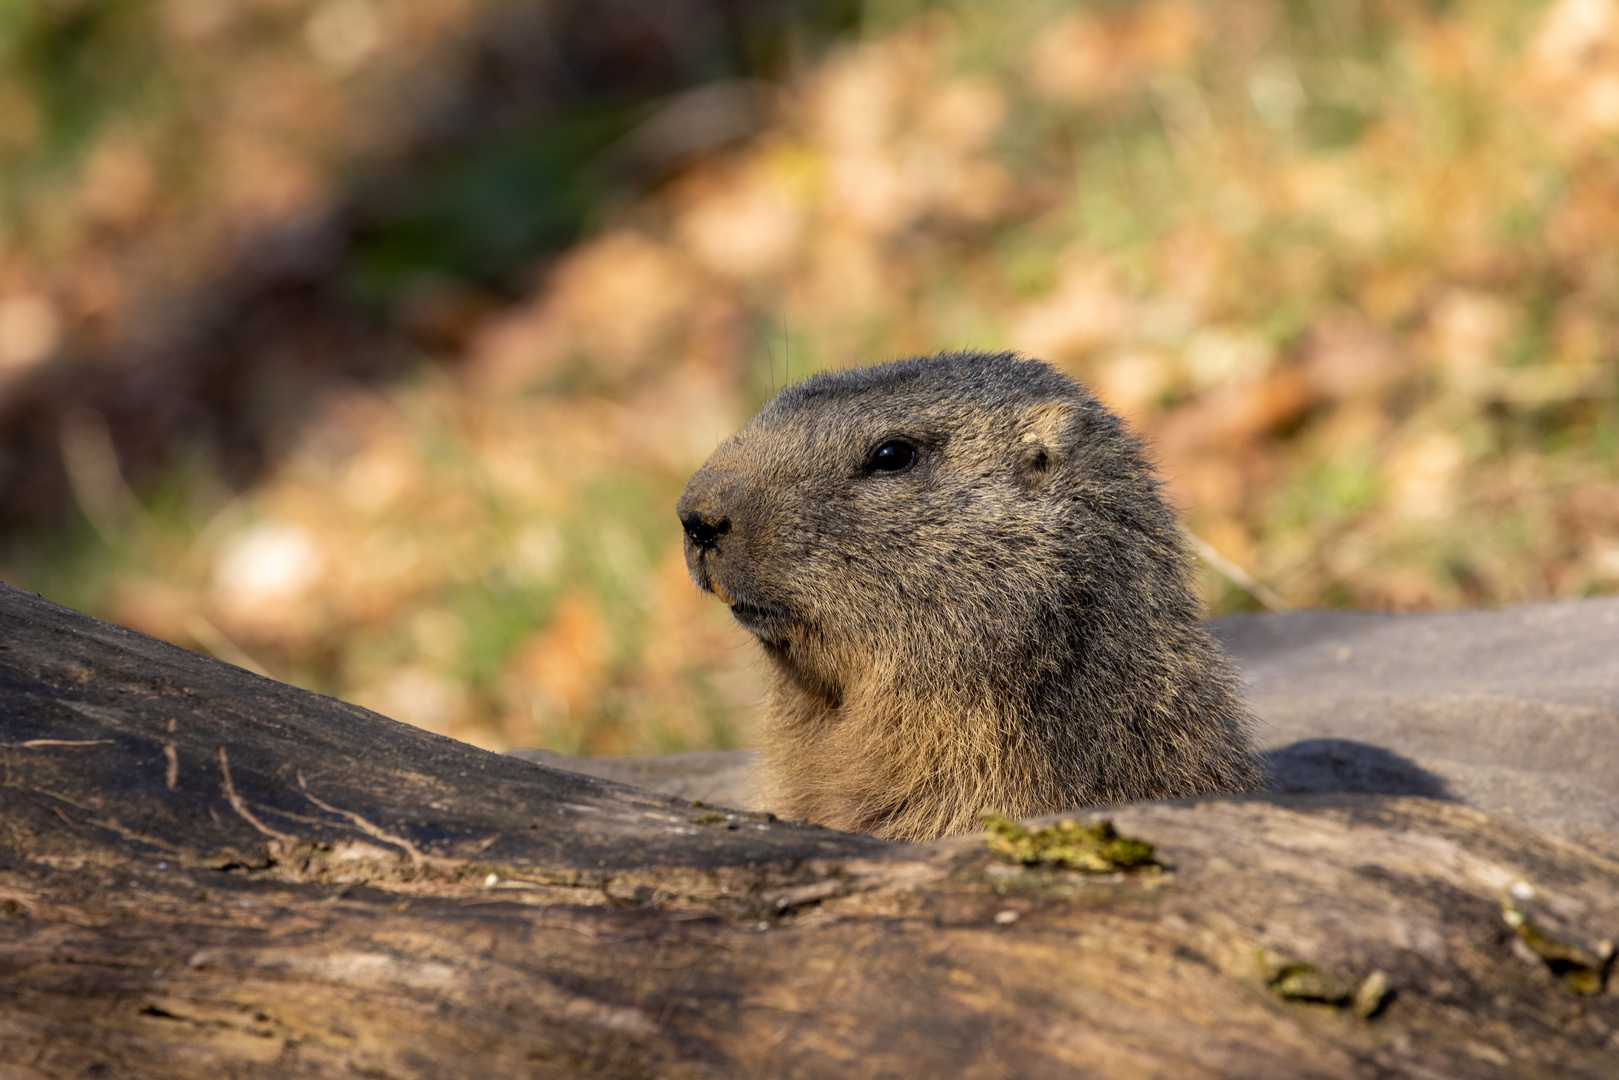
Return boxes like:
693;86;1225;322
678;464;745;552
681;512;731;551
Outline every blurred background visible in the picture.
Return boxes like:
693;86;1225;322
1;0;1616;756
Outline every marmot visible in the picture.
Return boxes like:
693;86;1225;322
676;351;1261;841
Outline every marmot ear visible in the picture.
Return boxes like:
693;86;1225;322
1015;401;1073;487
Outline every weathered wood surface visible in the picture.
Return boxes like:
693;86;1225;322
2;582;1617;1079
1223;601;1619;861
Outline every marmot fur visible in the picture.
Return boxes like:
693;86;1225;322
676;351;1261;841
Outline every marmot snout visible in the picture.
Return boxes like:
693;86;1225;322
677;351;1261;841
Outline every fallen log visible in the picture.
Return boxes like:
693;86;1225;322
1;582;1615;1078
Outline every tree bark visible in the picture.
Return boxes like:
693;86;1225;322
1;582;1615;1078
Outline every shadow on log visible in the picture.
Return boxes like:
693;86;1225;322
1;582;1616;1078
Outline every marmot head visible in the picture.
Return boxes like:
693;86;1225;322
676;350;1257;838
678;351;1181;702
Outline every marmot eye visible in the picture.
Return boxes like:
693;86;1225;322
867;439;917;475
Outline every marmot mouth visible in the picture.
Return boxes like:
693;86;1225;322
729;599;792;637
